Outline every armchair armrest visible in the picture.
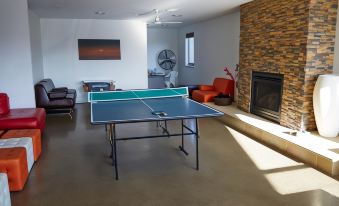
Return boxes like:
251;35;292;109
199;85;215;91
48;91;67;99
51;87;68;93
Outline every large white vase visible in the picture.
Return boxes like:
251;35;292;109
313;74;339;137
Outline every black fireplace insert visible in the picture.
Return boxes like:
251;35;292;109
250;72;284;123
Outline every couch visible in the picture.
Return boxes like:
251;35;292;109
0;93;46;133
192;78;234;103
35;79;76;112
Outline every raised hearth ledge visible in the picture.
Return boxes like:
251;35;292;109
205;103;339;176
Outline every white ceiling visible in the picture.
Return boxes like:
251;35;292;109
28;0;252;26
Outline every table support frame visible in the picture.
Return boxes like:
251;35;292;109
107;118;199;180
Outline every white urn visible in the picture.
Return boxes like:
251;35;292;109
313;74;339;138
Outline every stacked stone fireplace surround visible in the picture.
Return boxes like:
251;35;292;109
238;0;338;131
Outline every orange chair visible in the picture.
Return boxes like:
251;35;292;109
0;148;28;191
192;78;234;102
2;129;42;161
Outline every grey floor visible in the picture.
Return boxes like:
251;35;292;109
11;104;339;206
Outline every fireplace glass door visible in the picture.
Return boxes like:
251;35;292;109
250;72;283;122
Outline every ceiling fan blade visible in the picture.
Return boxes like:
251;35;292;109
158;21;183;24
150;21;182;25
138;9;157;16
165;8;180;12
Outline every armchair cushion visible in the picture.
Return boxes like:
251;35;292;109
192;90;219;103
199;85;214;91
48;91;67;99
67;89;77;95
51;87;68;93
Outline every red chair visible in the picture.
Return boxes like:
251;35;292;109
192;78;234;103
0;93;46;133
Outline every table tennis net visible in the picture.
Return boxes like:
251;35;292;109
88;87;189;102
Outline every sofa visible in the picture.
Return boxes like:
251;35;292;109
0;93;46;133
35;79;76;112
192;78;234;103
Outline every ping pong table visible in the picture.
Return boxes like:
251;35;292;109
89;87;224;180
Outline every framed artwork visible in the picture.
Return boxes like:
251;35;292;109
78;39;121;60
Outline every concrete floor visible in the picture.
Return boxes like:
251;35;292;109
11;104;339;206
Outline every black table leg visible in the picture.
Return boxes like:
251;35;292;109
179;119;189;155
108;124;113;158
110;124;119;180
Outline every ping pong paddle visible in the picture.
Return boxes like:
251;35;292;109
152;111;168;116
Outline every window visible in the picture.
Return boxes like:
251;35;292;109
185;32;194;67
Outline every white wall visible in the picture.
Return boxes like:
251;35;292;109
0;0;36;108
40;19;148;102
147;28;179;73
333;9;339;74
29;10;44;84
178;12;240;85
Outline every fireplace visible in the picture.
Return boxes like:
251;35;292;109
250;72;284;123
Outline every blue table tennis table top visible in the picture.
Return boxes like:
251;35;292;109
89;88;224;124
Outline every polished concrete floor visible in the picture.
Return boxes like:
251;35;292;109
11;104;339;206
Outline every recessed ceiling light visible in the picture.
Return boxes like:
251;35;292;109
167;8;179;12
95;11;106;15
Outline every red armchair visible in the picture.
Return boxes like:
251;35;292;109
192;78;234;103
0;93;46;133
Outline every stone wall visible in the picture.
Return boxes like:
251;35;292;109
238;0;337;131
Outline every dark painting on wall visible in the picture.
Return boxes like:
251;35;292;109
78;39;121;60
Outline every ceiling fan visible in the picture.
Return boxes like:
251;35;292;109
138;9;182;25
151;16;182;25
138;8;178;16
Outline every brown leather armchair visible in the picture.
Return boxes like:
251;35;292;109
34;79;76;115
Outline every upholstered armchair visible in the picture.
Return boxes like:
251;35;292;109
192;78;234;103
34;79;76;115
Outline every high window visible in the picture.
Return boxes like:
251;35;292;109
185;32;194;67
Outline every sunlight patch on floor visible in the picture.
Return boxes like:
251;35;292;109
226;126;339;197
226;126;301;170
265;168;339;197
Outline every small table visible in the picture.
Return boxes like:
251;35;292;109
148;74;165;89
83;80;115;92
